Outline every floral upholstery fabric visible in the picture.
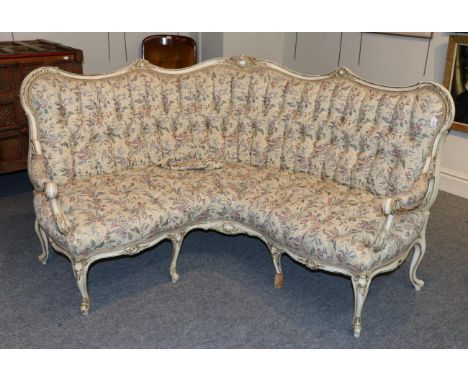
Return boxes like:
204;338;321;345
26;61;447;273
28;65;447;197
34;163;423;272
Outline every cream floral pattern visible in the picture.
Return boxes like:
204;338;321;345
34;163;423;272
26;61;448;274
28;67;446;196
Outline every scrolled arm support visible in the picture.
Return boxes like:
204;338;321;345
29;153;49;192
30;154;72;235
372;193;423;252
382;197;400;215
45;182;73;235
371;169;434;252
371;207;395;252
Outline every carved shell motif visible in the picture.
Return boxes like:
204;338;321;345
220;222;241;234
305;257;321;270
225;55;259;69
132;58;153;69
336;67;350;78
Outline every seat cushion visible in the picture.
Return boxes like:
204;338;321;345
251;174;425;272
207;166;425;272
35;163;424;272
36;165;223;257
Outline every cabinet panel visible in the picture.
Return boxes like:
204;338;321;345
0;100;18;130
57;62;78;73
0;39;83;174
18;63;43;80
0;65;15;96
17;58;75;81
0;135;27;173
0;135;21;161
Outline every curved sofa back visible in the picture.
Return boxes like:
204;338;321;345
21;56;454;197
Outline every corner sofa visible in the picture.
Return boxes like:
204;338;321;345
20;55;454;337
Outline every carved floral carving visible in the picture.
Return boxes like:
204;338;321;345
121;242;149;256
225;55;259;69
305;257;322;270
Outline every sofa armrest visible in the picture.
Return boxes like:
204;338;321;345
383;173;432;215
43;182;73;235
30;155;73;235
371;172;432;252
29;154;49;192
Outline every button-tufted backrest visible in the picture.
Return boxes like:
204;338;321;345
21;58;452;197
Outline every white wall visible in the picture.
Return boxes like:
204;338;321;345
223;32;285;63
283;33;450;86
200;32;223;61
220;32;468;199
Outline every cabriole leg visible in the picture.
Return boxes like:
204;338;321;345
410;240;426;291
73;260;91;315
34;219;50;265
270;245;283;288
169;232;183;283
410;214;428;291
351;275;371;338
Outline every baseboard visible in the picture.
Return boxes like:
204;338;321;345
439;167;468;199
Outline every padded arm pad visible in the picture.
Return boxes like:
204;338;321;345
371;173;431;252
44;182;73;235
29;155;49;192
30;155;73;235
385;173;432;214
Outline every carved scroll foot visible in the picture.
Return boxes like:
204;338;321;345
73;260;91;315
169;232;184;283
351;275;371;338
34;219;50;265
410;240;426;291
269;244;283;288
80;298;90;316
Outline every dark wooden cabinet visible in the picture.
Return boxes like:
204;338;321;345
0;39;83;174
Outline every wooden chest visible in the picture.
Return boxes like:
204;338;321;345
0;39;83;174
